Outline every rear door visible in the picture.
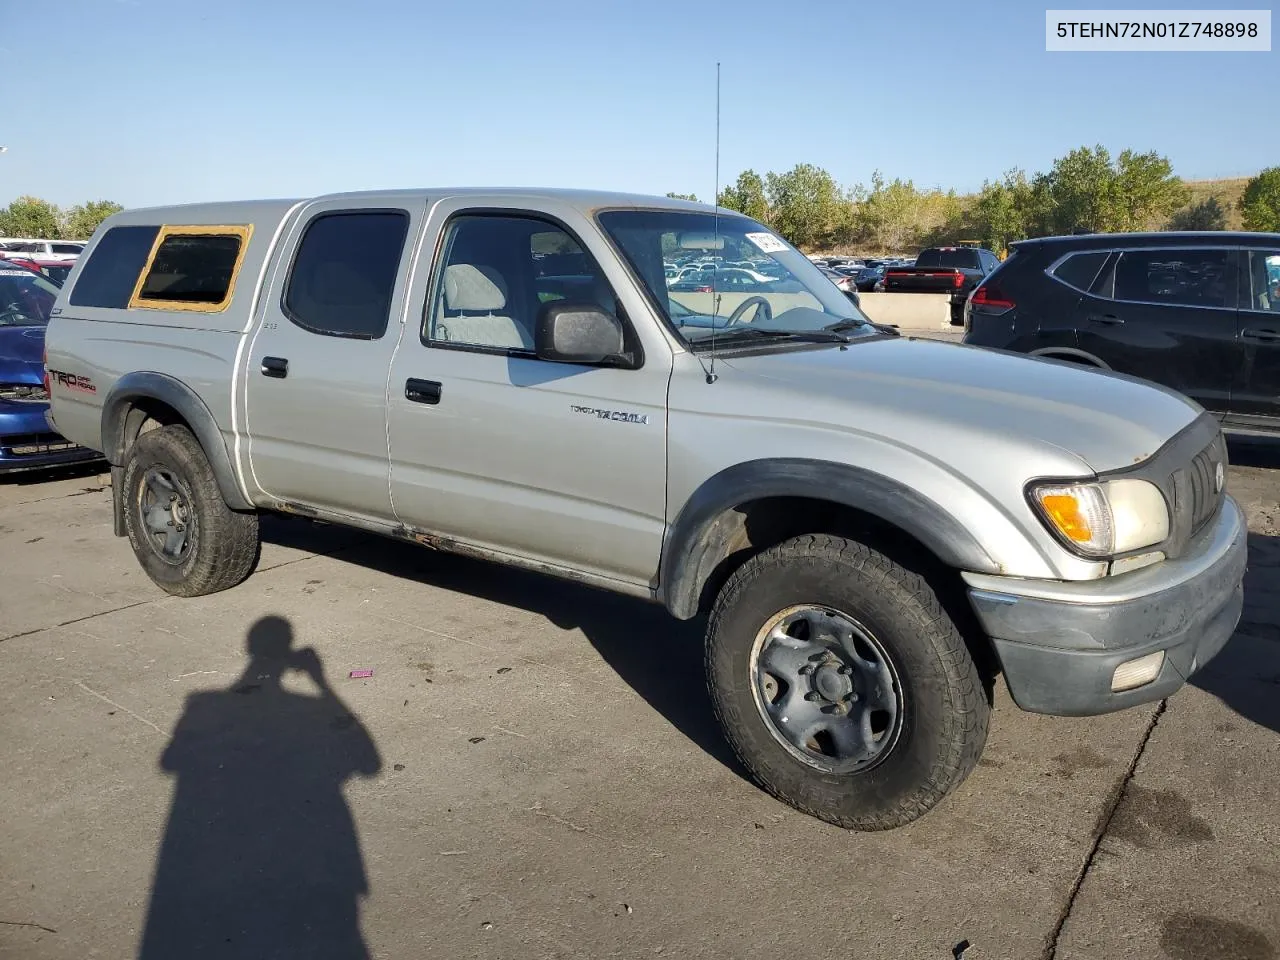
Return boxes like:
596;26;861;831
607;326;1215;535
1073;246;1239;414
242;198;420;521
1231;246;1280;425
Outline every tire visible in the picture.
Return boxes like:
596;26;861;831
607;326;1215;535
706;534;989;830
121;424;259;597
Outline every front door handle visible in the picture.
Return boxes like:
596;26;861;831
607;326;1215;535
261;356;289;378
1241;327;1280;343
405;378;442;405
1088;314;1124;326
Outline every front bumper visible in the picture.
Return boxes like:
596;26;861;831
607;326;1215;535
964;496;1247;716
0;403;101;474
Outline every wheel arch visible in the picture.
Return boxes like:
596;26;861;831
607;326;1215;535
101;373;253;523
657;459;999;621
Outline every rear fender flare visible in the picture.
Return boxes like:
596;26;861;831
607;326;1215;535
100;372;252;511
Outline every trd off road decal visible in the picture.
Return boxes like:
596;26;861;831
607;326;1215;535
46;370;97;394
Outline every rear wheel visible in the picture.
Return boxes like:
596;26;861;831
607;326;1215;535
706;534;989;830
122;424;259;596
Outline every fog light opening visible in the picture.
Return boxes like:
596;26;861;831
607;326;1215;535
1111;651;1165;692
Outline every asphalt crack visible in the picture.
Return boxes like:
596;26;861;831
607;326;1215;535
0;918;58;934
1041;699;1168;960
0;542;357;645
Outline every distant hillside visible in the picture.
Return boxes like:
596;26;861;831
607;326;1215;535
1176;177;1251;230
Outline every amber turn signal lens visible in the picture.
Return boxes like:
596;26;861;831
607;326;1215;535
1040;494;1092;542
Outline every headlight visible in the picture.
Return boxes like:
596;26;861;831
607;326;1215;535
1029;478;1169;558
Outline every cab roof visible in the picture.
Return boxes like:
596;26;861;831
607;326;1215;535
107;189;717;228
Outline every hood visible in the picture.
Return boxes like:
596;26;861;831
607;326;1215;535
721;338;1200;474
0;325;47;386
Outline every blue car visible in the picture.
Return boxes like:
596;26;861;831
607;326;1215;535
0;264;101;474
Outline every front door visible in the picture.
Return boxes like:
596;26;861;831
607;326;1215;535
386;203;671;587
242;199;421;521
1232;246;1280;425
1074;246;1240;414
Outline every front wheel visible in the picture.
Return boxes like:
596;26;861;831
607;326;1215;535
705;534;990;830
122;424;260;597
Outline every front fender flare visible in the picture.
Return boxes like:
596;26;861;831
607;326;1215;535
100;372;252;511
658;458;999;619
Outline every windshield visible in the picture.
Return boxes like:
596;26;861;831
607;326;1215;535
0;266;60;326
598;210;875;347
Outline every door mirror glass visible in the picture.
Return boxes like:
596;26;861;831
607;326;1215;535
535;301;626;365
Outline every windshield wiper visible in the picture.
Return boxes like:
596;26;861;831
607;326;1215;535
825;318;898;337
695;327;857;347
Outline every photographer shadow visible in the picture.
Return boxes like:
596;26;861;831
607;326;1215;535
139;616;380;960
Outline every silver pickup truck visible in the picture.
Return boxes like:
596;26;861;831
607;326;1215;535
45;190;1246;830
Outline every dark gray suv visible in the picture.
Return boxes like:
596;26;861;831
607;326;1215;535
963;231;1280;436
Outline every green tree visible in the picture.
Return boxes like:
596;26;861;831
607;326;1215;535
1239;167;1280;232
717;169;768;223
854;172;923;251
1167;196;1228;231
0;196;61;238
1039;145;1116;233
1034;145;1184;234
970;170;1035;254
764;164;848;250
1106;149;1186;231
61;200;124;240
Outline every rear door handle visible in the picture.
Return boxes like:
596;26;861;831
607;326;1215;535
261;356;289;378
1241;327;1280;343
1088;314;1124;326
405;378;442;405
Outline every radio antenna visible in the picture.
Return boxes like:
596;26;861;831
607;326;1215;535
706;60;721;385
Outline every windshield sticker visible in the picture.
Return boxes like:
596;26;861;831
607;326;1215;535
0;270;34;276
744;232;788;254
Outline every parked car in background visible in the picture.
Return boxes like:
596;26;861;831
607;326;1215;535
816;264;862;304
1;239;85;262
3;256;74;285
883;246;1000;324
963;231;1280;436
0;263;100;473
852;265;885;291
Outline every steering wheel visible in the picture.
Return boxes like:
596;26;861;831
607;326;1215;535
725;295;772;326
0;307;28;326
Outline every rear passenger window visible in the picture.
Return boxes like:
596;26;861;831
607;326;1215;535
68;225;159;308
1113;250;1231;308
133;227;250;311
284;211;409;339
1050;252;1108;292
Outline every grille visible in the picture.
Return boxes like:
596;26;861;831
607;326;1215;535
0;432;79;458
1184;438;1225;535
0;383;48;403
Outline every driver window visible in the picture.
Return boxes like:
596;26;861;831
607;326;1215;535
426;215;618;351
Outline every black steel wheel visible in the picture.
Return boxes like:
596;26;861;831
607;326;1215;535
706;534;990;830
122;424;259;597
750;604;904;775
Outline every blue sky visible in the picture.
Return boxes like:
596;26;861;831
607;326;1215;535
1;0;1274;208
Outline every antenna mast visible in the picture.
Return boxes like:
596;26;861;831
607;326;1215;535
707;61;721;384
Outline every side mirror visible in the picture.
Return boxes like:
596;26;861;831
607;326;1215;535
535;301;626;365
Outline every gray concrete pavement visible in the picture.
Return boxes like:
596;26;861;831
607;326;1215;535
0;456;1277;960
